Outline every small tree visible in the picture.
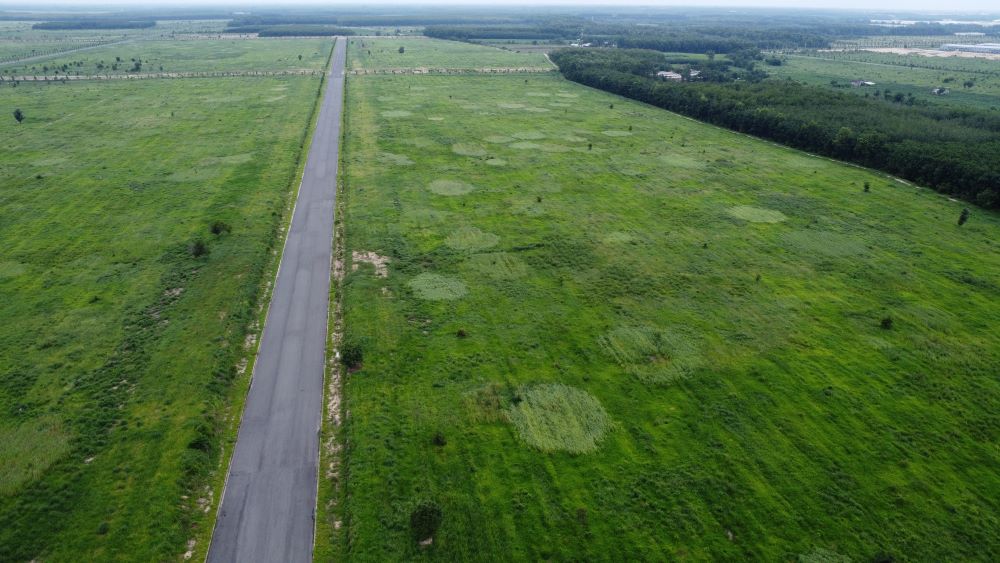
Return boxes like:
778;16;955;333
13;108;24;123
958;208;970;226
880;316;893;330
863;181;870;193
398;46;405;54
298;54;303;61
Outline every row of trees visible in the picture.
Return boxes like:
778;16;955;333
551;48;1000;208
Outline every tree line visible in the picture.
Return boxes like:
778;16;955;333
550;48;999;208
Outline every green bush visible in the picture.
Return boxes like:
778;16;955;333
410;500;443;542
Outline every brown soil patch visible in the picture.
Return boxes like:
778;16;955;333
352;250;390;278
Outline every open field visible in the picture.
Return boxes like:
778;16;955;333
0;67;324;559
771;52;1000;110
346;36;552;71
0;38;333;76
328;70;1000;560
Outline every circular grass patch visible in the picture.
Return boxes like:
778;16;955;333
727;205;787;223
484;135;514;144
381;110;413;118
446;226;500;251
599;326;701;386
602;130;633;137
0;261;26;279
526;91;551;97
499;102;525;109
509;142;542;150
428;116;445;121
512;131;546;140
408;273;468;300
782;230;867;257
525;107;550;113
428;179;475;196
378;152;414;166
484;158;507;167
452;143;488;157
556;92;579;98
506;384;610;454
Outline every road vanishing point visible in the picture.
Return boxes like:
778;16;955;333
207;37;346;563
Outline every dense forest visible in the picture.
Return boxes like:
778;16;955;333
551;48;1000;208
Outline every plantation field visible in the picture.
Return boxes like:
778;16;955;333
1;38;333;76
0;71;324;560
772;52;1000;110
832;35;999;49
0;40;102;61
346;36;552;70
329;71;1000;560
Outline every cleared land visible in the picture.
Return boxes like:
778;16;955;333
0;55;327;561
772;52;1000;110
1;38;332;76
346;36;552;71
328;69;1000;560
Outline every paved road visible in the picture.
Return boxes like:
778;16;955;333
207;38;345;563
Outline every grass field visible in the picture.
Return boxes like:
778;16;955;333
771;52;1000;110
346;36;552;71
326;68;1000;560
1;38;333;76
0;64;325;560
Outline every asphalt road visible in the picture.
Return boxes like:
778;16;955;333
207;38;346;563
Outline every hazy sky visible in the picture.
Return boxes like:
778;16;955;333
3;0;1000;13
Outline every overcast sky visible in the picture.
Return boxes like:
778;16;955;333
3;0;1000;14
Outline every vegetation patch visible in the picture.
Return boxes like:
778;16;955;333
428;179;475;196
0;416;71;496
727;205;788;223
408;273;468;300
506;383;610;454
466;252;529;279
445;226;499;251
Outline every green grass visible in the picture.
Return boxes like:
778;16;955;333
1;38;333;75
347;36;552;70
0;71;323;560
328;70;1000;560
771;52;1000;110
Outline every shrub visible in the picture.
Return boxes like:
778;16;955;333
958;208;970;226
410;500;443;542
189;239;208;258
432;431;446;446
210;220;232;235
340;338;363;369
880;316;894;330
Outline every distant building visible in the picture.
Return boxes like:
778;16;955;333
940;43;1000;54
931;87;951;95
689;70;702;78
851;80;876;87
656;71;683;81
